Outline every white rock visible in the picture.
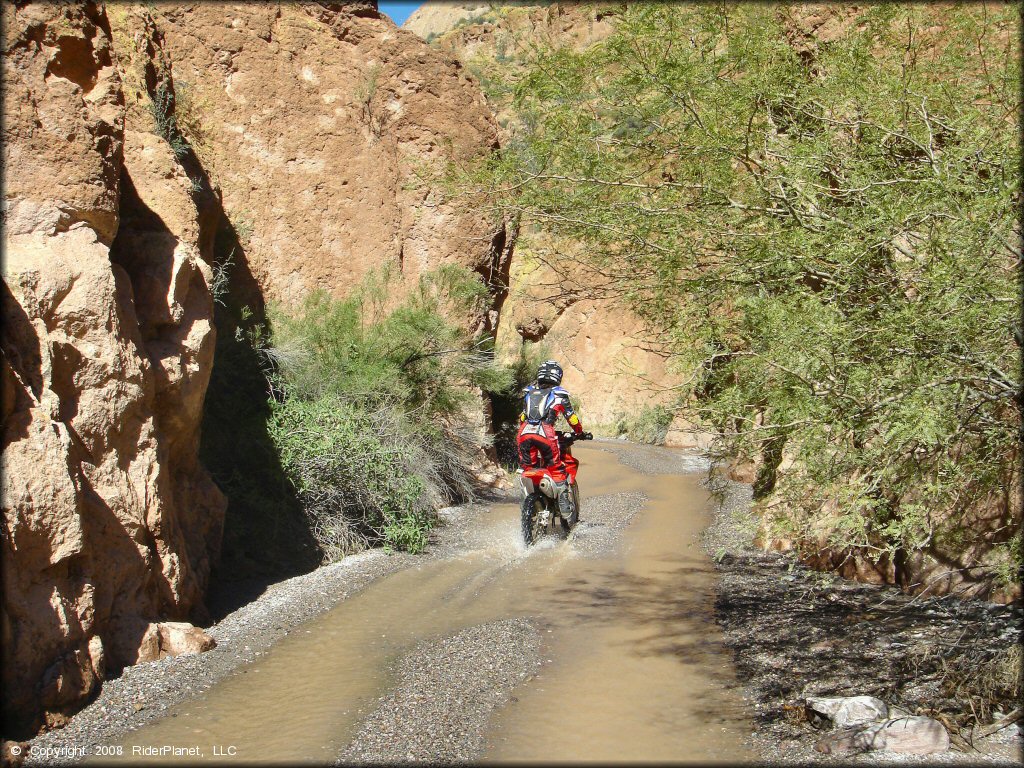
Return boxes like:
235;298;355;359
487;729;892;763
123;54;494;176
879;716;950;755
815;716;950;756
807;695;888;727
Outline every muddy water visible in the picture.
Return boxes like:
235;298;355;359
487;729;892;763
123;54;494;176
105;444;753;764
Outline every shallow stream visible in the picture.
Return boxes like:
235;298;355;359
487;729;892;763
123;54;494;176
103;443;753;763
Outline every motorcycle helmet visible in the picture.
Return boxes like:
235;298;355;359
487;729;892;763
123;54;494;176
536;360;563;387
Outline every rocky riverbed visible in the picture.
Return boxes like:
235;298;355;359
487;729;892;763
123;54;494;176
16;477;656;765
17;492;505;766
702;477;1023;764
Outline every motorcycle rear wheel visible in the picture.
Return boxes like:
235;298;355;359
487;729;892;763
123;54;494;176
521;493;545;546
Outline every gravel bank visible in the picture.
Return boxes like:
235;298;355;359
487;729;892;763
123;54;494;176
568;491;647;557
337;619;542;764
702;477;1023;764
22;480;650;766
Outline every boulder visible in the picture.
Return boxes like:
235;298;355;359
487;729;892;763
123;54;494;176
134;624;162;665
156;622;217;657
1;740;29;767
880;716;950;755
816;716;950;756
806;695;888;727
134;621;216;662
815;724;885;755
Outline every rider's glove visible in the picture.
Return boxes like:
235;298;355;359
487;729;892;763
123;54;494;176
582;432;594;440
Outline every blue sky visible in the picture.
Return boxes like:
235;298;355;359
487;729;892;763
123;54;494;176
378;1;423;27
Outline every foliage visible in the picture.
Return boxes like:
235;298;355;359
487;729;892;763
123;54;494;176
451;4;1022;578
900;636;1021;727
268;396;436;558
261;265;512;557
355;63;388;137
612;404;674;445
149;81;190;160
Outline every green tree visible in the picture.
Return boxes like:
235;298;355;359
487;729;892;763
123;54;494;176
452;4;1021;584
264;265;512;558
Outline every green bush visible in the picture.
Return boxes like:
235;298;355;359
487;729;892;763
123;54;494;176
462;3;1021;580
613;404;674;445
149;81;190;159
261;265;512;558
268;396;435;557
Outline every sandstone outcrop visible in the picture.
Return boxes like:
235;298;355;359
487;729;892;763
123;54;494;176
147;1;511;326
3;1;519;737
403;2;493;42
134;621;217;662
407;3;676;426
493;236;677;426
2;2;224;736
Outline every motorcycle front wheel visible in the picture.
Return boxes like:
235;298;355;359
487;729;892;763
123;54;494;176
521;493;545;546
561;481;580;535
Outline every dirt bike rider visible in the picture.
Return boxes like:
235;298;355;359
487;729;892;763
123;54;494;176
516;360;592;520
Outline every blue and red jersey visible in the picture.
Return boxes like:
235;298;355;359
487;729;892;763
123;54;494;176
518;384;584;435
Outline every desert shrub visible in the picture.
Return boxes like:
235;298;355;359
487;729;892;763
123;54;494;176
613;404;674;445
268;396;436;558
200;266;319;577
900;638;1022;728
149;81;189;159
262;265;512;557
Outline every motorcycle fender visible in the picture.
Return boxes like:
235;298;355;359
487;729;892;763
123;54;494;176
518;472;536;497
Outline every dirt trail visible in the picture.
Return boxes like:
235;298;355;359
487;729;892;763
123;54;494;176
54;443;754;764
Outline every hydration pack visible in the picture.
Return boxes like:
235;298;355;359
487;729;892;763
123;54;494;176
524;387;554;424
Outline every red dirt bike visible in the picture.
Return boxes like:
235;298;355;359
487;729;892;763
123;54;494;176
517;431;593;545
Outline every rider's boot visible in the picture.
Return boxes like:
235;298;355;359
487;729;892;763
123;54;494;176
557;484;576;522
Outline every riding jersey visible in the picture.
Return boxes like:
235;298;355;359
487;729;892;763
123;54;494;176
518;384;584;435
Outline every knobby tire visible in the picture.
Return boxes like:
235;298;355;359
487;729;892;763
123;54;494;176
521;493;544;546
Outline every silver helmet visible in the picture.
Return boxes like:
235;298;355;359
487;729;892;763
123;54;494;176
537;360;563;387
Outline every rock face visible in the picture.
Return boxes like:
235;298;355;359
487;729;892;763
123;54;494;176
2;0;517;738
1;2;224;737
407;3;678;426
148;1;511;323
815;716;950;756
494;238;676;425
806;695;888;728
403;2;493;42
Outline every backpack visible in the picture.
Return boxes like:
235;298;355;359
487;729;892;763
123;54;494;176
524;387;554;424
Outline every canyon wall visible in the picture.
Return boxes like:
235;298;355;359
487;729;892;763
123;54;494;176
1;0;511;737
146;1;511;325
1;2;224;735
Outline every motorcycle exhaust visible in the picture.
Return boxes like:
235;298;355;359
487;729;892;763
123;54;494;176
538;476;558;498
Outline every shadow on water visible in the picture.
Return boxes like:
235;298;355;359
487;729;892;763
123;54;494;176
540;558;737;681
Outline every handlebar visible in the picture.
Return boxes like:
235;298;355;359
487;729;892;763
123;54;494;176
558;431;594;442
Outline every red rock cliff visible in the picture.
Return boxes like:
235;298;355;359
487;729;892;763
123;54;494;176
1;1;225;735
